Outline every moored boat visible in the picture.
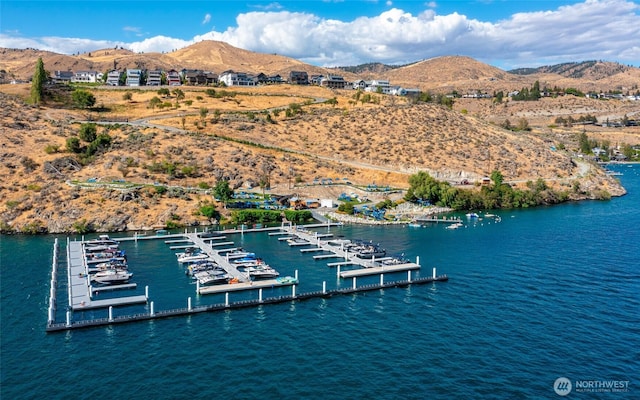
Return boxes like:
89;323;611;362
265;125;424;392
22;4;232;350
92;269;133;284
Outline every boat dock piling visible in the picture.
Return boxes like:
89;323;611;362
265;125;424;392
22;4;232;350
47;273;449;332
46;224;448;332
48;238;59;325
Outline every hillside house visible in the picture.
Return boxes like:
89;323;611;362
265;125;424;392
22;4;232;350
309;74;324;85
106;70;121;86
364;80;391;94
71;70;101;83
125;69;142;86
289;71;309;85
182;69;218;85
257;73;285;84
166;70;181;86
52;70;73;84
146;70;162;86
352;80;366;90
218;70;256;86
319;74;347;89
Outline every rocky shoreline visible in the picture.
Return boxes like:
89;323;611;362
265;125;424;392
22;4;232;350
323;204;454;225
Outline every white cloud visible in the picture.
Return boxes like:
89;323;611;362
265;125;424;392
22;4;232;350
202;13;211;24
127;36;192;53
251;2;284;11
1;0;638;68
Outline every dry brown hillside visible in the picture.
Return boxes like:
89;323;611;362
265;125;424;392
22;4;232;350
0;41;353;81
384;56;524;93
0;81;631;233
3;41;638;95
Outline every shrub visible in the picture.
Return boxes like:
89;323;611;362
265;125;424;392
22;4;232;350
44;144;60;154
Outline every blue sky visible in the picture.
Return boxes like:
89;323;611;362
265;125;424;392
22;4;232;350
1;0;639;69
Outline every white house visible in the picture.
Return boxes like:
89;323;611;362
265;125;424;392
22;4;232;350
71;70;101;83
106;70;121;86
126;69;142;86
218;70;256;86
147;70;162;86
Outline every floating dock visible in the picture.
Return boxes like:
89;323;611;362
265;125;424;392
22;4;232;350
282;225;422;275
46;273;448;332
197;277;296;295
66;239;148;311
47;222;449;333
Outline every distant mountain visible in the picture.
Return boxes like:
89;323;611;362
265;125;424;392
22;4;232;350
509;61;630;80
2;42;637;92
335;62;409;75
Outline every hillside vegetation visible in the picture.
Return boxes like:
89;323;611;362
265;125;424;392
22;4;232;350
1;42;638;233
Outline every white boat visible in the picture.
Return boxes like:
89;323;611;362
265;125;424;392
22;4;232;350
226;251;256;260
194;270;229;285
245;265;279;279
287;237;309;246
84;243;120;252
466;212;479;218
446;222;464;230
92;269;132;284
178;253;210;263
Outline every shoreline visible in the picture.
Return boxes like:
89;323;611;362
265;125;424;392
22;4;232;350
323;205;454;225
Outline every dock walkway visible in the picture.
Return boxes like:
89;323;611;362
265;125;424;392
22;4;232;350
47;274;448;332
185;233;248;282
67;240;147;311
282;226;422;274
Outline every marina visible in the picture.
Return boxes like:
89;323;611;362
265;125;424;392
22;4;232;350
46;222;448;332
66;238;147;311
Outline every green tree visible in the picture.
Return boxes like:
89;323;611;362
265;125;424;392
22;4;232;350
30;57;47;105
490;170;504;188
122;92;133;101
199;107;209;122
531;80;541;99
149;96;162;110
85;133;112;156
198;202;221;223
157;88;170;97
66;137;81;153
213;180;234;208
78;123;97;142
405;171;449;204
338;203;355;215
578;131;591;154
173;88;185;102
71;89;96;108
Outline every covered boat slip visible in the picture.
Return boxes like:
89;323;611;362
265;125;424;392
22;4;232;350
67;240;147;311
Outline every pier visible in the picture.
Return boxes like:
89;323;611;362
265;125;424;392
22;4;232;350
66;239;148;311
46;222;449;333
280;225;423;276
46;273;448;332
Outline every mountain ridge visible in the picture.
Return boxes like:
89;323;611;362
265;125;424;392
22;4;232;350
2;41;639;93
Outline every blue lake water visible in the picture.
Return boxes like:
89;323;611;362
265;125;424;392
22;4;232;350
1;164;639;399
